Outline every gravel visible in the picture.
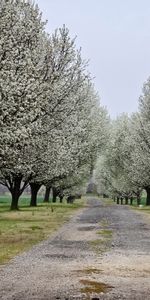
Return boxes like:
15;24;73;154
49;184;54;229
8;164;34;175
0;198;150;300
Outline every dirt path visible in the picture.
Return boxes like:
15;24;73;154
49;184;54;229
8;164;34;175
1;198;150;300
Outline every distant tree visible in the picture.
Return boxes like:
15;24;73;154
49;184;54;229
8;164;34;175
95;114;141;204
127;78;150;205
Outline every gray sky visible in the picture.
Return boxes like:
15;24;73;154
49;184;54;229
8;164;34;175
36;0;150;117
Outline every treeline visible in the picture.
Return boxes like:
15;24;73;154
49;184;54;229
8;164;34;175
95;77;150;206
0;0;109;210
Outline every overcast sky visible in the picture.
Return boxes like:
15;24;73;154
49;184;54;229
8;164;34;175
36;0;150;117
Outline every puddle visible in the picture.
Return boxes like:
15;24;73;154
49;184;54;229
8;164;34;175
78;226;97;231
44;253;75;260
80;279;113;294
74;267;103;275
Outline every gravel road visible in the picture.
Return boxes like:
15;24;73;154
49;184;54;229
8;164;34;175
1;198;150;300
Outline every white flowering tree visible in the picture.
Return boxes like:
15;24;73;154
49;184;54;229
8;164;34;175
95;114;142;204
126;78;150;205
29;81;109;206
0;0;51;209
52;164;90;203
0;0;109;210
0;0;89;209
0;1;110;210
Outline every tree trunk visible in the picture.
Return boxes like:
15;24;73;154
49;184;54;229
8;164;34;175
10;176;22;210
52;187;57;203
30;183;41;207
117;197;120;204
121;198;123;205
67;195;75;204
136;192;141;205
43;186;51;203
58;189;64;203
145;187;150;206
125;196;129;205
59;195;63;203
130;197;133;205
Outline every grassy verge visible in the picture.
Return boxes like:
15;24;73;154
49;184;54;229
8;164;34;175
130;197;146;206
104;197;148;207
131;204;150;213
0;195;85;265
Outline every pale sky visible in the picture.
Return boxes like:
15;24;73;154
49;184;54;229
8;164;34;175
36;0;150;117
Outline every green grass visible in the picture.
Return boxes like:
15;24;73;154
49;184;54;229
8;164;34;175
107;196;148;207
0;195;49;212
131;197;147;206
90;239;105;246
88;211;113;256
96;229;112;237
131;203;150;213
0;195;85;265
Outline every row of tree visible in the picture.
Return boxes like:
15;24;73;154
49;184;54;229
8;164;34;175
95;77;150;205
0;0;109;209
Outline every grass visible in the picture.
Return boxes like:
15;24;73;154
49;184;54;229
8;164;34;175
89;224;112;254
95;193;150;207
131;203;150;215
96;229;112;237
90;239;105;247
106;196;149;207
98;194;148;207
130;197;147;206
0;195;85;265
90;232;112;255
102;198;116;206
